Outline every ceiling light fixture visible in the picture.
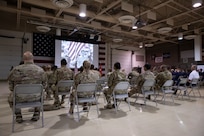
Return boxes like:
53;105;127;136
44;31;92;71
52;0;74;8
79;4;86;17
132;20;138;29
192;0;202;8
178;33;183;40
132;4;146;29
36;26;51;33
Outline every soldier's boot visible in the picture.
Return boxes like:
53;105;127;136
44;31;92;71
104;100;113;109
31;111;40;121
69;103;74;114
61;95;66;105
16;113;23;123
53;93;60;106
82;103;88;111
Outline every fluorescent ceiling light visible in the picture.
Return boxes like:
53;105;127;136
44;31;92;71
178;33;183;40
192;0;202;8
79;4;86;17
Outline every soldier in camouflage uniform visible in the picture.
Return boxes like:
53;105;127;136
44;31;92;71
128;67;140;87
69;60;99;114
90;64;101;79
104;62;127;109
46;65;58;100
53;59;74;107
155;65;172;91
128;64;155;99
8;51;47;123
45;65;53;100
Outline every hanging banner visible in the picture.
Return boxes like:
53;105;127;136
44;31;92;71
155;56;163;63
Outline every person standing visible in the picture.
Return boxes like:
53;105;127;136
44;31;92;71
8;51;47;123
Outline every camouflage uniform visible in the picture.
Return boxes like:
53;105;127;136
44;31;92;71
53;66;74;105
104;69;127;105
8;62;46;118
91;69;101;79
128;70;140;86
155;70;172;91
128;70;155;97
70;70;99;104
45;70;53;99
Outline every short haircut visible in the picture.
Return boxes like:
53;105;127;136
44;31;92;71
83;60;91;70
114;62;121;70
144;64;151;70
90;64;94;70
61;59;67;65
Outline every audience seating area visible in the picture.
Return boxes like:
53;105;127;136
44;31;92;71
1;78;204;136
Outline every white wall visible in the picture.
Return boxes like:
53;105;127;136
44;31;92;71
106;43;145;74
0;29;32;80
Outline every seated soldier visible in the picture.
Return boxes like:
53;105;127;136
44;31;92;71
8;51;46;123
103;62;127;109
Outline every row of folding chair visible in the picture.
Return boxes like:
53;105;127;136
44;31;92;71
12;78;201;132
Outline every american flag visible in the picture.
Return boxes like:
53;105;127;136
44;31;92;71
33;33;55;65
62;41;84;61
99;44;106;76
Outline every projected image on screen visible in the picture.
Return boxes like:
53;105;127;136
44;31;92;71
61;41;93;68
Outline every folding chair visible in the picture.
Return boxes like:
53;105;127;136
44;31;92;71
56;80;74;106
188;78;201;97
112;81;131;113
75;83;99;121
161;80;175;104
12;84;44;132
135;79;157;106
175;77;189;99
96;79;107;102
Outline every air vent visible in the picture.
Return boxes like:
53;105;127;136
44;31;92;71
144;43;154;47
52;0;73;8
36;26;51;33
157;27;172;34
184;35;197;40
113;38;123;42
118;15;135;24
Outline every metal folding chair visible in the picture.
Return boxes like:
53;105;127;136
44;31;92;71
56;80;74;106
188;78;201;97
161;80;175;104
137;79;157;106
75;83;99;121
12;84;44;132
112;81;131;113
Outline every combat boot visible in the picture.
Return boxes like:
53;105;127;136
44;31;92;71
69;103;74;114
16;114;23;123
31;111;40;121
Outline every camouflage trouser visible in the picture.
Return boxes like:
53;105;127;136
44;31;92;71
104;87;130;105
45;83;53;98
128;86;141;97
69;89;94;106
8;92;40;116
52;85;71;105
103;88;113;105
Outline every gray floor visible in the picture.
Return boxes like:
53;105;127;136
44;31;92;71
1;81;204;136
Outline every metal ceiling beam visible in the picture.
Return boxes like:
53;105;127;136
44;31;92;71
86;0;122;23
0;5;177;44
